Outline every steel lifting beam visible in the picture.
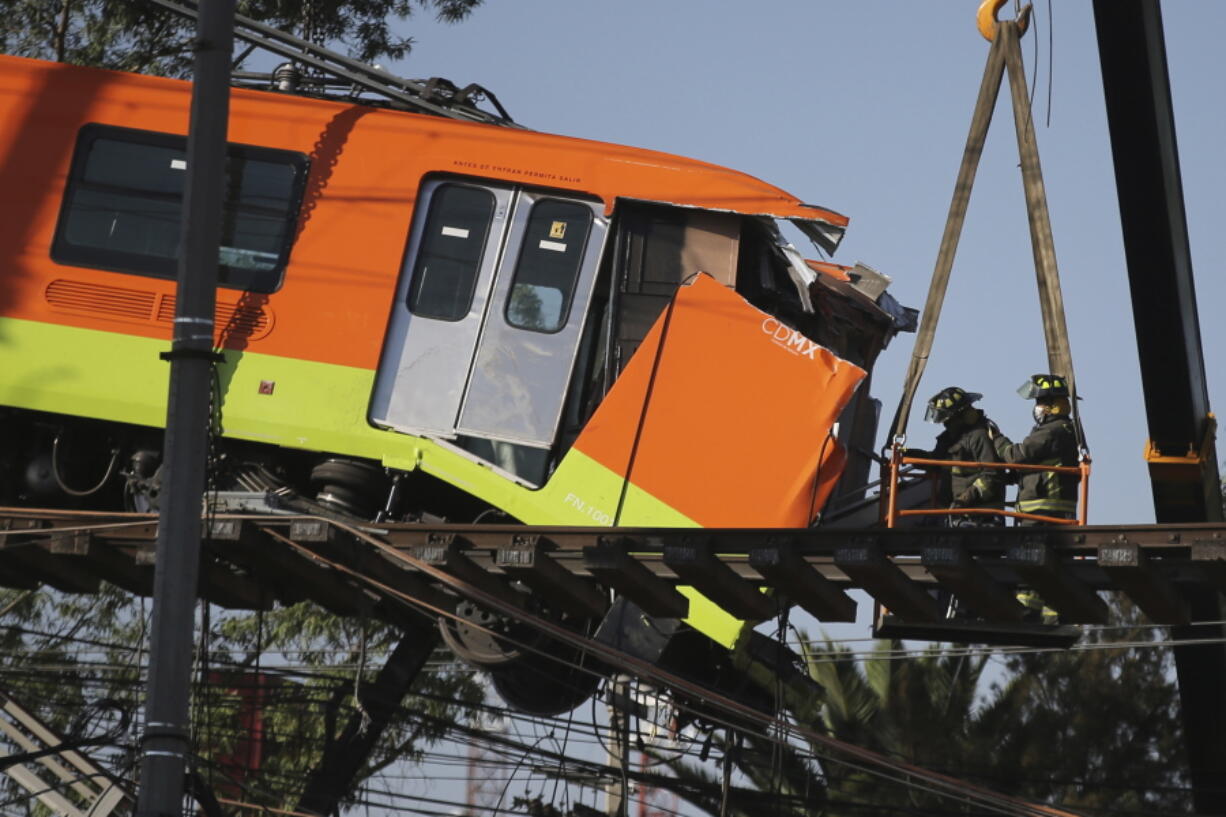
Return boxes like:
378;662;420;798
1093;0;1221;521
1094;2;1226;812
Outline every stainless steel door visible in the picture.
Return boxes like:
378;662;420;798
370;180;513;437
456;193;607;447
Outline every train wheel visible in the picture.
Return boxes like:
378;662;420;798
439;598;604;715
489;648;601;717
309;457;388;518
438;600;521;667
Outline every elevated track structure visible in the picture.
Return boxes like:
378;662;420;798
2;508;1224;639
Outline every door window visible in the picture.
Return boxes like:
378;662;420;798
504;199;593;333
406;184;497;320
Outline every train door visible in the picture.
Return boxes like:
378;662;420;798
456;190;606;445
371;179;513;438
371;179;607;453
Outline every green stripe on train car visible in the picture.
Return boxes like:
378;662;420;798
0;317;745;647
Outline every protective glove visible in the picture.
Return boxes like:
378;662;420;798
952;488;976;507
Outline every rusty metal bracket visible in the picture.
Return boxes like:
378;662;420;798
748;543;856;623
1006;538;1107;624
497;539;608;619
835;541;940;622
663;537;775;621
1097;539;1188;625
921;538;1026;621
584;538;688;619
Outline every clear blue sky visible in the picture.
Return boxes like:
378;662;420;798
392;1;1226;525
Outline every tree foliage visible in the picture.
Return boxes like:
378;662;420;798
794;596;1191;814
974;602;1187;811
800;635;991;812
0;0;484;77
0;585;483;815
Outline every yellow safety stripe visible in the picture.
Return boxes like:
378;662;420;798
1018;498;1076;513
0;317;755;648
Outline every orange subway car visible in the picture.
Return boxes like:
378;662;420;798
0;53;912;534
0;51;917;708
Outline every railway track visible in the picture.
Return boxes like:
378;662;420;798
2;506;1223;632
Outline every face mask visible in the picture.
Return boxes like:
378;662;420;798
1033;403;1046;424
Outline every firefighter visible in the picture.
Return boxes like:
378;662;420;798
907;386;1005;525
989;374;1080;524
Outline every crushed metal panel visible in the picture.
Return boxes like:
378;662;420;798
613;204;740;376
790;215;845;256
616;197;845;256
776;236;818;312
573;273;866;527
848;261;891;301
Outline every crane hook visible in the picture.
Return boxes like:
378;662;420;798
977;0;1032;42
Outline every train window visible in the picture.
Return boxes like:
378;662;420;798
406;184;496;320
51;124;307;292
504;199;593;333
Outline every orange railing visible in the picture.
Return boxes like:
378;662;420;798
883;444;1091;528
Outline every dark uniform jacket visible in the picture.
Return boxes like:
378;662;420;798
992;415;1080;518
908;410;1005;508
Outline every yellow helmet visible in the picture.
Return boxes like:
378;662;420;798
1017;374;1070;400
924;387;982;424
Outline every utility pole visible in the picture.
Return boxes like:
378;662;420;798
135;2;235;815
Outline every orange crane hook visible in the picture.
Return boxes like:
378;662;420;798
977;0;1032;42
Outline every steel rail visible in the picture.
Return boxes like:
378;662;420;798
2;507;1223;632
4;507;1226;557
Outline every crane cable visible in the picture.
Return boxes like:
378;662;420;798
888;5;1086;452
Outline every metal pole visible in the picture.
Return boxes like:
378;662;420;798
136;2;235;815
1093;4;1226;811
1079;461;1091;527
885;447;900;528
